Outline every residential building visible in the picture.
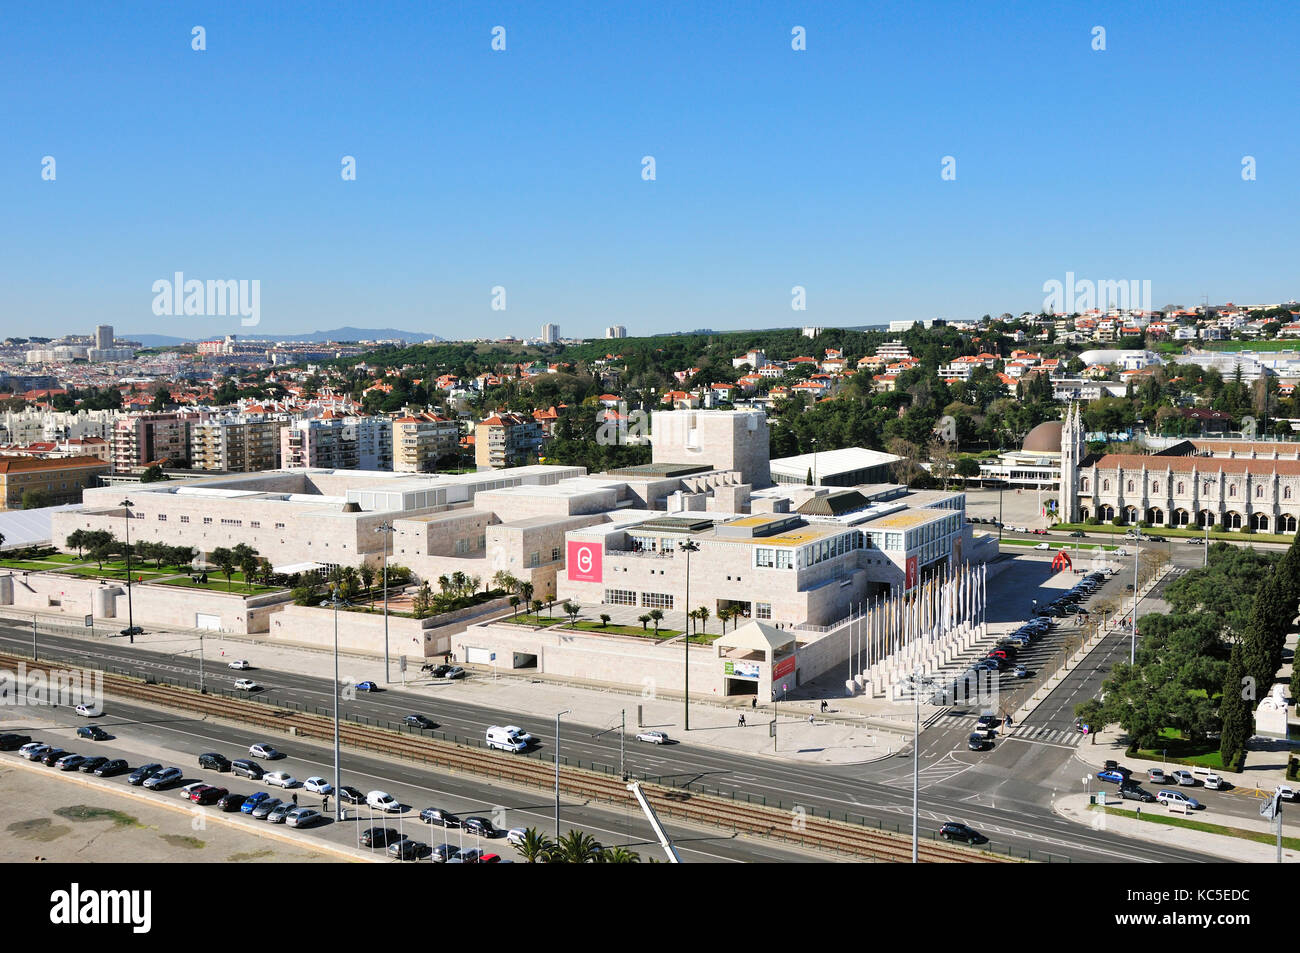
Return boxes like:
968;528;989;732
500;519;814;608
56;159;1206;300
605;325;627;339
0;455;110;510
111;412;200;473
541;323;560;344
475;412;544;469
280;414;393;470
393;411;461;473
190;415;287;472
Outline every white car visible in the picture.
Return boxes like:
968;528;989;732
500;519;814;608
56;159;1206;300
179;782;206;800
18;743;49;761
227;660;252;670
1276;785;1296;801
1033;542;1050;550
264;771;299;789
635;730;670;745
366;790;401;813
303;777;332;795
1171;769;1197;786
248;743;282;760
506;827;528;848
74;703;101;717
233;678;261;692
1203;774;1225;790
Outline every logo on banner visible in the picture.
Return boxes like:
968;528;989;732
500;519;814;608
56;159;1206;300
772;655;796;679
566;541;603;583
905;556;918;590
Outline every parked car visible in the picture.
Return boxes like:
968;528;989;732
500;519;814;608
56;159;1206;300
285;807;323;828
0;733;32;751
1147;768;1166;784
217;792;248;812
227;659;252;670
19;742;50;761
267;802;295;824
449;847;486;863
404;714;437;729
1203;774;1226;791
388;838;421;860
94;759;129;777
1096;770;1127;784
339;786;365;805
263;771;299;789
430;843;458;862
1119;786;1156;803
1156;789;1201;810
366;790;401;813
233;679;262;692
198;752;231;772
56;754;86;771
77;726;109;741
248;744;282;760
231;759;265;780
938;821;987;844
443;667;466;680
463;816;497;837
635;730;670;744
40;748;67;766
179;782;208;801
355;681;379;692
240;792;271;814
250;797;283;820
505;827;528;848
143;767;183;790
303;777;333;795
1171;770;1197;786
74;703;101;717
78;756;109;774
1275;785;1296;801
194;786;228;806
359;826;401;848
427;664;452;679
420;807;460;828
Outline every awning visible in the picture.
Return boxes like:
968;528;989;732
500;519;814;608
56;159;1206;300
272;561;327;575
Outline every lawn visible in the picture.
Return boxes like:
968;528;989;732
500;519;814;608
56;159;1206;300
160;575;281;595
507;613;567;627
1203;340;1300;353
0;559;70;571
1052;521;1285;545
61;564;171;581
1091;804;1300;850
1131;729;1226;770
568;619;693;640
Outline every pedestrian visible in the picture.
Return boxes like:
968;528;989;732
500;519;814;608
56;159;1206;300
751;697;757;709
322;794;329;812
292;793;297;806
808;713;815;725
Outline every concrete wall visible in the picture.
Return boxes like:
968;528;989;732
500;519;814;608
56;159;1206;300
267;596;512;657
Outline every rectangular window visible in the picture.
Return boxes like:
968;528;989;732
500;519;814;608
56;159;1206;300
641;592;674;609
275;522;285;529
551;547;561;562
776;550;793;569
250;521;260;528
755;547;775;568
202;517;212;524
157;514;166;521
528;552;540;568
180;515;190;523
604;589;637;606
756;602;772;619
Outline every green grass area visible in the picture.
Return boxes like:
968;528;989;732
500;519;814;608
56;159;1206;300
1052;521;1284;545
61;565;171;581
508;613;567;627
1090;804;1300;849
1153;341;1187;355
568;619;701;641
1130;729;1226;770
159;576;279;595
39;553;85;564
0;560;68;571
1202;340;1300;352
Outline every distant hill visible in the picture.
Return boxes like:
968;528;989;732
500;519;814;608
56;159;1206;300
126;327;439;347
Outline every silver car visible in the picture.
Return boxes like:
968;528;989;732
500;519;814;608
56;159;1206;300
286;807;322;828
143;767;183;790
267;802;295;824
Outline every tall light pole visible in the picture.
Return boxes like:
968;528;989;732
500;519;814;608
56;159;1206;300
910;667;937;864
554;708;570;837
376;522;395;682
120;498;136;641
679;538;700;731
320;587;348;821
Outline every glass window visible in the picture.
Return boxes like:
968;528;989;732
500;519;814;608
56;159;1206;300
756;603;772;619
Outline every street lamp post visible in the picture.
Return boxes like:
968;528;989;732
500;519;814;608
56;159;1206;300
320;588;349;821
120;498;136;641
555;708;571;837
679;539;700;731
910;667;937;864
376;522;395;682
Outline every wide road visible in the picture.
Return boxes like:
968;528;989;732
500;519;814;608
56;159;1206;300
0;622;1222;863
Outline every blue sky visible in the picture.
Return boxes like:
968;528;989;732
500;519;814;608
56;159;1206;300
2;1;1298;341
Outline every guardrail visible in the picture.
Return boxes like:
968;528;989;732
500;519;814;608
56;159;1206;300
0;647;1041;862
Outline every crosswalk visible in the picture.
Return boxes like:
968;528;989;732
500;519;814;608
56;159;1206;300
927;712;1084;748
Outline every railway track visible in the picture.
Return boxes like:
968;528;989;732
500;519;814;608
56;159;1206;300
1;651;1009;863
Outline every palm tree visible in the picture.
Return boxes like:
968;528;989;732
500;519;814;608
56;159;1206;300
519;581;534;606
696;605;710;635
509;595;521;617
358;563;375;595
515;827;554;863
470;574;482;595
562;600;581;625
531;599;543;616
450;570;468;597
552;829;602;863
598;845;641;863
599;613;611;627
492;570;518;594
648;608;664;635
638;614;651;631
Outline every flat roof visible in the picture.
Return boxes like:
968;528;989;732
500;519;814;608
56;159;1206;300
606;462;713;478
769;446;901;476
863;507;953;529
636;516;715;533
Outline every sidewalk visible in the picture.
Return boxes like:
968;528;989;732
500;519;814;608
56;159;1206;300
1054;793;1298;863
11;612;911;766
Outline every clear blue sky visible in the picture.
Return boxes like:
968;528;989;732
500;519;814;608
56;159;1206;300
2;1;1298;341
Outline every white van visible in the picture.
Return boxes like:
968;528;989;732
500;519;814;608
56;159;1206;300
486;726;528;753
366;790;401;813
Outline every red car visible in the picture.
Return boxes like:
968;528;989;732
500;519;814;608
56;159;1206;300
479;853;501;864
987;650;1008;660
195;786;229;806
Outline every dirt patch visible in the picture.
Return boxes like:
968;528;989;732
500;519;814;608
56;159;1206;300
227;849;274;862
54;805;142;828
7;818;72;842
159;833;204;849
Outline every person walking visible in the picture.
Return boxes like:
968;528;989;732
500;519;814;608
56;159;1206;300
291;793;298;806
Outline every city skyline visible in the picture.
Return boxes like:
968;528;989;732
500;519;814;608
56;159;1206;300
3;1;1299;340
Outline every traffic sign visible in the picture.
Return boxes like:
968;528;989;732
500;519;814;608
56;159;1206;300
84;615;93;628
399;655;406;673
1261;795;1280;820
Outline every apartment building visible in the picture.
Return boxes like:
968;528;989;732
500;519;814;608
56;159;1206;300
280;414;393;471
393;411;461;473
475;412;544;469
0;455;110;510
190;415;287;472
111;412;201;473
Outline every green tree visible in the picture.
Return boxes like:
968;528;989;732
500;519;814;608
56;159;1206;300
515;827;554;863
599;613;611;627
551;829;603;863
1218;643;1251;770
359;563;375;595
211;547;236;590
648;608;664;635
66;529;87;558
638;614;651;631
562;600;581;625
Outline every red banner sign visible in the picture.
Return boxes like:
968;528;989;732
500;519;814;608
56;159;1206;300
773;655;796;679
567;541;603;583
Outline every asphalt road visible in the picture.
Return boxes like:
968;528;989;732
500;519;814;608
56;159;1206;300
0;622;1223;863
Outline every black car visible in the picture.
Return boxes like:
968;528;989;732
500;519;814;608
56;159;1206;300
199;753;231;772
359;826;402;848
404;714;437;730
217;792;248;813
462;816;496;837
420;807;460;828
339;786;365;805
230;759;264;780
94;759;129;777
0;733;32;751
79;756;109;774
939;822;988;845
77;725;110;741
1120;786;1156;803
975;714;1000;731
967;733;991;751
428;664;452;679
128;763;163;785
41;748;67;766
